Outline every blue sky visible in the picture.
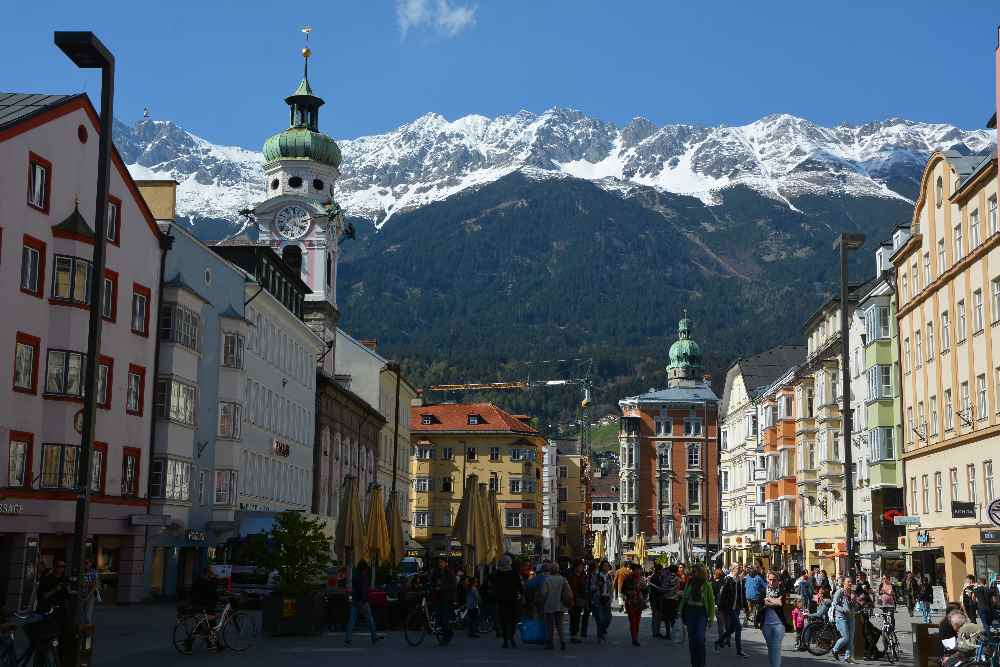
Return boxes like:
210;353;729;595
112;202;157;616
2;1;997;148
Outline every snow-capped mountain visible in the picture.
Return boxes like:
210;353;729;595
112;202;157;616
115;109;993;226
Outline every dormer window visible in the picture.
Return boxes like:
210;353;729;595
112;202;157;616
467;414;482;425
420;414;434;425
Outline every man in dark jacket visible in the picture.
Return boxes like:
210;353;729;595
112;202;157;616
567;560;589;643
491;555;523;648
714;564;748;656
974;576;995;630
345;561;380;645
36;561;70;614
430;557;457;645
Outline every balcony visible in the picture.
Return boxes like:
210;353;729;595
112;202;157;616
620;416;642;439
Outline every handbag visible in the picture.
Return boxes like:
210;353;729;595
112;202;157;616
518;618;546;644
561;582;574;608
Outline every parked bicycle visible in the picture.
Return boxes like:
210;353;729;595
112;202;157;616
0;608;61;667
974;620;1000;667
806;617;841;656
173;598;257;654
452;604;494;634
875;607;901;663
404;595;446;647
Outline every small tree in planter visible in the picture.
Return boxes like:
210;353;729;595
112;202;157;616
255;512;332;635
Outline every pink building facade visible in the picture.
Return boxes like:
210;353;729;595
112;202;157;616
0;93;163;607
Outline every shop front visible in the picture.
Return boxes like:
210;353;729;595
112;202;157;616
973;528;1000;583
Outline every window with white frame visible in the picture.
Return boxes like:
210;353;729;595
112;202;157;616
958;300;968;342
910;477;918;517
990;195;999;235
155;377;196;426
934;471;943;511
921;474;929;514
218;402;242;439
40;443;78;489
44;349;85;397
938;239;947;275
924;253;932;287
687;517;702;539
414;477;433;492
215;470;237;505
985;461;995;503
415;446;434;460
955;224;964;262
971;209;982;248
903;338;910;373
968;464;978;505
944;390;954;430
974;290;985;333
684;417;702;436
912;262;920;293
869;427;894;462
160;304;200;350
950;468;959;501
960;382;971;423
914;331;922;367
51;255;92;305
687;478;701;511
150;459;191;501
222;333;244;369
655;417;672;436
930;396;938;436
7;436;29;488
941;311;951;351
687;442;701;468
977;375;987;421
413;511;432;528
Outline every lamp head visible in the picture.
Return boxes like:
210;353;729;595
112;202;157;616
54;31;113;69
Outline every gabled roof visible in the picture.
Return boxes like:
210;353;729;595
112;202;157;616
620;383;718;405
720;344;806;414
410;402;538;435
0;93;74;131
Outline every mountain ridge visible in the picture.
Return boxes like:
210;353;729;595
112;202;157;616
115;107;993;234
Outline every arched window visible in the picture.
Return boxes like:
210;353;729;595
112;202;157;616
936;176;943;207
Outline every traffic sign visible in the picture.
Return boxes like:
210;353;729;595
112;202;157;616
988;498;1000;528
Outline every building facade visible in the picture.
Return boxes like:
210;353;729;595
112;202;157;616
719;346;805;566
618;316;720;555
894;147;1000;597
759;369;802;571
553;437;589;559
142;206;253;598
0;93;165;607
409;402;545;557
590;466;619;536
541;441;558;558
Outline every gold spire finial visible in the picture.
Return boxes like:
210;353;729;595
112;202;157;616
301;27;313;77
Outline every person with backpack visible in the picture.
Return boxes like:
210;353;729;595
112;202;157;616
678;564;715;667
831;576;858;663
745;565;766;627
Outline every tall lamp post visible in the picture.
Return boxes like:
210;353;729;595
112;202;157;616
54;31;114;667
835;232;865;575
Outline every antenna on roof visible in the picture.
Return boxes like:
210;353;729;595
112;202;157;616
143;106;150;119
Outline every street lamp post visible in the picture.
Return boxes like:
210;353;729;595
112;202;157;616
53;30;114;667
835;232;865;576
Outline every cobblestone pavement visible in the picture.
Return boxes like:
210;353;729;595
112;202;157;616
86;602;928;666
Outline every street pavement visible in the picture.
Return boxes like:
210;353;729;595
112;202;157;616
89;602;926;667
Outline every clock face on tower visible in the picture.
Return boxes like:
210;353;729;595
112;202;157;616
275;205;312;240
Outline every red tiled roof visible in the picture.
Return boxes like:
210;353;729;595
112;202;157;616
411;402;538;434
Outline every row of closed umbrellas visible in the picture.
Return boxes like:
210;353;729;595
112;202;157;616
591;516;695;565
333;473;505;568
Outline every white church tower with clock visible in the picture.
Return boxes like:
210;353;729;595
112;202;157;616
252;36;345;369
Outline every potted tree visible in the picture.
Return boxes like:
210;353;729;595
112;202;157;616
256;512;332;635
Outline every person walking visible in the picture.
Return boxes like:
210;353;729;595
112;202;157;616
915;575;932;624
831;576;858;663
975;576;995;630
430;557;457;645
81;558;100;624
540;563;571;650
678;564;715;667
622;563;647;647
663;564;683;642
715;563;748;656
649;563;666;638
905;572;919;617
592;560;613;643
745;564;766;628
712;567;727;644
492;555;523;648
759;571;788;667
466;577;482;638
796;570;815;613
345;561;381;646
568;560;589;644
579;561;593;639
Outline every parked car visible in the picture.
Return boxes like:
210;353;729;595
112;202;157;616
231;565;275;608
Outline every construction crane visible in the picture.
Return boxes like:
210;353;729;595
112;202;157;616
427;358;594;407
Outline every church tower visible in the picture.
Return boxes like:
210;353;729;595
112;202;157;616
253;35;344;368
666;311;705;386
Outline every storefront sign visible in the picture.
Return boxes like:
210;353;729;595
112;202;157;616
951;501;977;519
916;531;931;545
893;515;920;526
0;503;24;514
130;514;170;526
988;498;1000;527
272;440;290;458
981;529;1000;543
186;530;207;542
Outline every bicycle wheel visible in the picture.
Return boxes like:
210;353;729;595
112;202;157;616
808;624;837;656
478;613;495;635
222;612;257;652
404;609;428;647
173;616;207;655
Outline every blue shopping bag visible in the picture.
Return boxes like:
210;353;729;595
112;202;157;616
517;618;546;644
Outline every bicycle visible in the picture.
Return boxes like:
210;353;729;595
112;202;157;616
452;604;494;635
974;620;1000;667
877;607;902;664
0;608;61;667
806;618;841;656
173;599;257;655
404;595;446;647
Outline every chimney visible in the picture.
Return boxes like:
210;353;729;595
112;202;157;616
359;339;378;350
281;245;303;275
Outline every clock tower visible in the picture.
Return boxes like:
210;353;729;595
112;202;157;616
253;39;344;369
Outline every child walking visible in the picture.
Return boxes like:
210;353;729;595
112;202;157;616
467;577;482;637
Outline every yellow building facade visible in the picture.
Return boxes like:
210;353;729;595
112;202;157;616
554;438;590;559
893;150;1000;598
409;401;545;557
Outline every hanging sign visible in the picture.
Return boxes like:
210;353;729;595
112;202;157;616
951;501;976;519
988;498;1000;528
